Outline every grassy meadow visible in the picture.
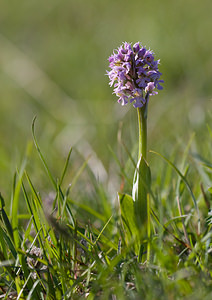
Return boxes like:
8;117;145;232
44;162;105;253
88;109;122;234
1;0;212;299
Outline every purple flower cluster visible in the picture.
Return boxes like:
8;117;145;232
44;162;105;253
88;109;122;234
107;42;163;108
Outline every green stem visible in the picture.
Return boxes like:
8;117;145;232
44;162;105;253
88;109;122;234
137;102;150;261
137;105;147;160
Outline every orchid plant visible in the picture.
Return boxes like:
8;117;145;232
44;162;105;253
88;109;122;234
107;42;163;259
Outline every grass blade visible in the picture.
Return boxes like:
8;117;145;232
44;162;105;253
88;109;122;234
59;147;72;186
150;150;201;234
32;117;57;189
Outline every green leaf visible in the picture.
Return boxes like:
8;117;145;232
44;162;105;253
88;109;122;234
1;207;14;242
12;161;27;250
132;156;151;228
0;192;5;207
0;227;17;259
0;194;13;241
119;193;139;253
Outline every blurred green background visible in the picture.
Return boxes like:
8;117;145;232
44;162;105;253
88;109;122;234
0;0;212;199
